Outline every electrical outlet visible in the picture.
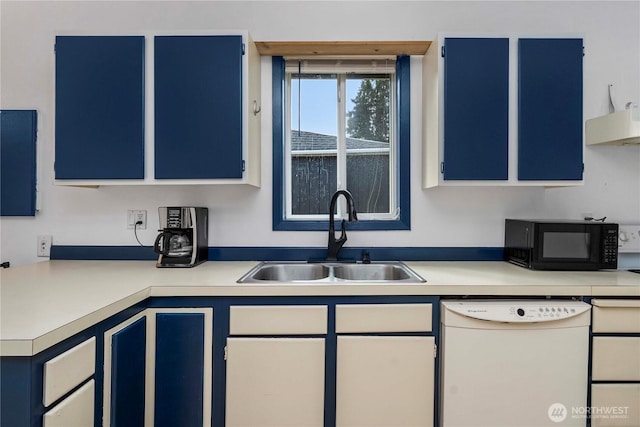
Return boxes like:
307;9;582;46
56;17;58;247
37;235;52;257
127;210;147;230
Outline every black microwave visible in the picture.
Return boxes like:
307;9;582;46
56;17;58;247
505;219;619;270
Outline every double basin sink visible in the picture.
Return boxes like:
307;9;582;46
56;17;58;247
237;261;426;283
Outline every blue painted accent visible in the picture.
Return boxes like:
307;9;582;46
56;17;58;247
154;313;205;427
55;36;145;179
51;245;505;262
50;245;157;260
0;357;32;426
518;38;583;180
1;110;37;216
154;36;243;179
396;55;411;230
111;316;146;427
272;56;411;231
443;38;509;180
272;56;286;231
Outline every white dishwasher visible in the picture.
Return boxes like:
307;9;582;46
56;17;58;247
440;300;591;427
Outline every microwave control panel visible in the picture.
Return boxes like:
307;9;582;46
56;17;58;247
618;224;640;253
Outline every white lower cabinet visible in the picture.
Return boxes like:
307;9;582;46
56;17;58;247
225;305;327;427
223;302;437;427
41;336;96;427
336;336;435;427
43;379;94;427
590;299;640;427
591;384;640;427
335;304;435;427
225;337;326;427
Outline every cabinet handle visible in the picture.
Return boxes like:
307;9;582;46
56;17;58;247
252;100;261;115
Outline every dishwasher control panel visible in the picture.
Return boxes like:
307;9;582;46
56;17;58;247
442;300;591;322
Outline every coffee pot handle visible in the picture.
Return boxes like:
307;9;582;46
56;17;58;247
154;231;169;255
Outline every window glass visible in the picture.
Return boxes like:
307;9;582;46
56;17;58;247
272;55;411;231
287;70;394;220
346;76;391;214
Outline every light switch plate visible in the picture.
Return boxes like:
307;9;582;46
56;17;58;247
127;210;147;230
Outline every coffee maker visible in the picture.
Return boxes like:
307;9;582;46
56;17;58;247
154;207;208;268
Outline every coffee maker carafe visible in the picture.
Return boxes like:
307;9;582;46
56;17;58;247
154;207;208;267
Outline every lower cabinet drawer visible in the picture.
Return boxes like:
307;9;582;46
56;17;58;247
43;379;94;427
592;337;640;381
591;384;640;427
592;299;640;333
43;337;95;407
335;303;432;333
229;305;327;335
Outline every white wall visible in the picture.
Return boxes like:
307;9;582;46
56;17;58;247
1;1;639;266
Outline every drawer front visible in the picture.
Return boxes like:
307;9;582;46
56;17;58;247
43;337;96;407
592;337;640;381
229;305;327;335
592;299;640;333
43;379;94;427
335;304;432;333
591;384;640;427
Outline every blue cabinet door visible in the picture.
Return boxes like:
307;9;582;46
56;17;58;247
110;316;146;427
1;110;37;216
55;36;145;179
154;312;206;427
518;38;583;180
443;38;509;180
154;35;244;179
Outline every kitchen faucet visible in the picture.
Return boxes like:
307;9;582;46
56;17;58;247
327;190;358;261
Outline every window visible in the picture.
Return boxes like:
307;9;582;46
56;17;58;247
273;56;410;231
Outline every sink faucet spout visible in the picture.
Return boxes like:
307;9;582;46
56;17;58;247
327;190;358;261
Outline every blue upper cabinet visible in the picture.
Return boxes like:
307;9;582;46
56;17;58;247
423;35;584;188
55;36;145;179
1;110;37;216
154;36;244;179
443;38;509;181
518;38;584;180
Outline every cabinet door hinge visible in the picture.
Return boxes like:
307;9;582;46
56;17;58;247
224;345;228;361
583;46;585;57
242;43;246;55
441;46;445;58
433;343;438;359
241;160;246;172
440;162;445;174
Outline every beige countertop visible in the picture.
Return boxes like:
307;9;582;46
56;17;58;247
1;260;638;356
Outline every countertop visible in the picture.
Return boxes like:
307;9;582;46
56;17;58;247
1;260;638;356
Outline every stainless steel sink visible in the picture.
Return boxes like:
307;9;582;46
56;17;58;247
244;263;330;281
237;261;425;283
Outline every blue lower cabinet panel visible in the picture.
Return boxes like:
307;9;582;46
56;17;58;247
154;35;243;179
0;357;32;426
518;38;583;180
154;312;205;427
1;110;37;216
111;316;146;427
55;36;145;179
443;38;509;181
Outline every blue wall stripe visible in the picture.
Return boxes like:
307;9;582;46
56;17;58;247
51;245;504;262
